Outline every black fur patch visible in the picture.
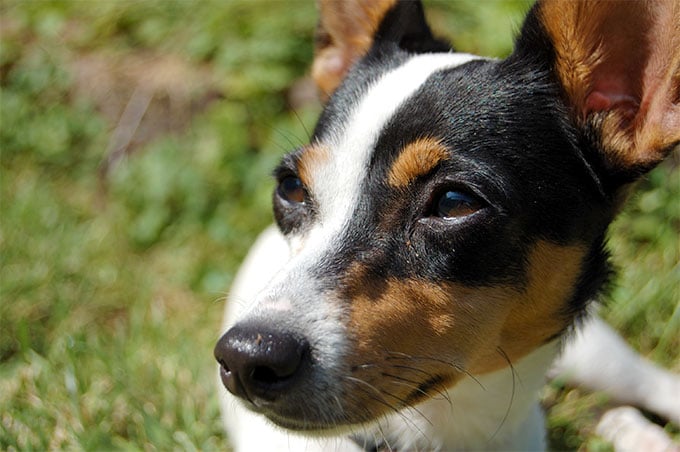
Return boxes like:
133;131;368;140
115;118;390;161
278;2;620;319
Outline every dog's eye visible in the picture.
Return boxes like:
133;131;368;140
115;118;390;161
277;176;306;204
435;190;482;218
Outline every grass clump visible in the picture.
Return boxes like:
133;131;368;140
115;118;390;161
1;1;677;450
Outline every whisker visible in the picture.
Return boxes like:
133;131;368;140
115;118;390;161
374;419;393;452
384;351;485;390
352;362;380;371
382;371;452;405
488;346;517;443
365;417;387;452
374;386;431;426
388;363;435;376
211;293;229;305
382;372;424;389
352;406;391;451
270;125;303;152
224;295;250;310
290;107;312;142
344;376;400;412
385;350;465;372
344;376;431;436
349;423;372;452
332;394;344;415
352;356;454;404
386;362;459;399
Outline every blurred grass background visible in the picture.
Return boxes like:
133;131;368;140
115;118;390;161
0;1;677;450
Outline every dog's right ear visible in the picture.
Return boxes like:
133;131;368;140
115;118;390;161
312;0;450;99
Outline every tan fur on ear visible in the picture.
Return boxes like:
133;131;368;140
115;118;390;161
312;0;397;99
635;0;680;164
538;0;680;171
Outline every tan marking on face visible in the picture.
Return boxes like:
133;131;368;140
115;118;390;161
340;241;585;420
387;138;449;188
490;241;586;367
297;144;330;189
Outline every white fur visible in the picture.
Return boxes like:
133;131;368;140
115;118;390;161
310;52;479;238
220;226;680;450
284;52;481;278
550;315;680;426
220;54;484;423
220;226;559;451
219;226;361;452
217;50;680;451
368;341;560;451
596;406;680;452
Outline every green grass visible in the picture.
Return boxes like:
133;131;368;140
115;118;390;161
1;1;678;450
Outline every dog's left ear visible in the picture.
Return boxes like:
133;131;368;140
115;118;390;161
530;0;680;177
312;0;450;98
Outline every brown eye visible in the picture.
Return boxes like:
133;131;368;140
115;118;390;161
278;176;306;204
435;190;481;218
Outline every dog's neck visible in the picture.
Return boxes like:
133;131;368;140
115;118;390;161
353;341;560;451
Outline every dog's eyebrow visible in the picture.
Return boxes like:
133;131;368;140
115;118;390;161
272;152;301;180
388;137;450;187
297;144;331;188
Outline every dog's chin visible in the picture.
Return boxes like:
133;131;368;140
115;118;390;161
240;400;372;436
266;414;359;435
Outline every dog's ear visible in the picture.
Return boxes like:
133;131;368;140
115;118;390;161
532;0;680;177
312;0;450;99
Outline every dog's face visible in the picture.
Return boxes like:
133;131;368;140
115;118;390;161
216;0;679;432
269;52;604;424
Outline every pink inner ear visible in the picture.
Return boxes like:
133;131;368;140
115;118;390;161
585;77;640;125
325;50;348;75
541;0;679;165
317;48;349;78
585;91;614;111
585;91;638;113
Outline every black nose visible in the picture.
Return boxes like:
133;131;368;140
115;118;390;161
214;323;310;402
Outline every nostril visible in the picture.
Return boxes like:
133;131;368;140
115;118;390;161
252;366;278;384
252;365;283;385
250;342;308;386
215;355;244;399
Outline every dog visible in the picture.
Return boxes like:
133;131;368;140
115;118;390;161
214;0;680;450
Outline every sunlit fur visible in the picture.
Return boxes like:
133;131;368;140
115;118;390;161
217;0;680;449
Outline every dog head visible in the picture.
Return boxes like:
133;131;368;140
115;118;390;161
215;0;679;432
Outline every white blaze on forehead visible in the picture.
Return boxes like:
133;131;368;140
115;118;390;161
302;52;480;253
250;53;481;374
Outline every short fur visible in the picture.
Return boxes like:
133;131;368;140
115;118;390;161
215;1;679;450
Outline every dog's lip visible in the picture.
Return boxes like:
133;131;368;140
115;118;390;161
263;412;351;432
235;400;322;429
235;397;353;432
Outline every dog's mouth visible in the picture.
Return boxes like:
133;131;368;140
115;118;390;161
252;367;460;433
214;311;473;432
216;363;376;431
259;410;355;433
221;374;372;433
216;335;463;433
